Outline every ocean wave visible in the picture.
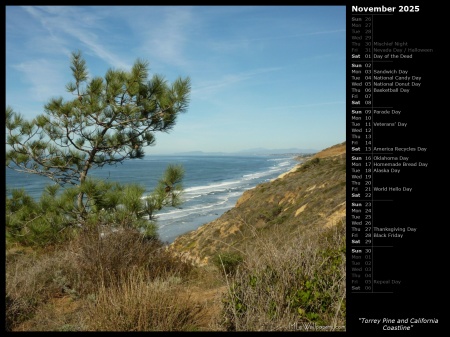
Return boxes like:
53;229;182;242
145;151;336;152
276;160;291;167
184;180;241;193
155;199;233;220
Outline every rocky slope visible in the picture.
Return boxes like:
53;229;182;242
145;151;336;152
169;141;346;266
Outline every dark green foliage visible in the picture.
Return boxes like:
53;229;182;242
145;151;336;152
213;252;244;276
6;187;78;246
258;205;283;222
298;157;320;172
6;162;184;246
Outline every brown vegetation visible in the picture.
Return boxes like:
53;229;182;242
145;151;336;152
6;141;346;331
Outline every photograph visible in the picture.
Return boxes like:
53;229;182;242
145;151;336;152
4;3;441;334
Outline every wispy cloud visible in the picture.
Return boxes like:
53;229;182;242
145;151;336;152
22;6;130;70
8;6;136;105
191;67;282;96
11;59;68;102
128;7;196;69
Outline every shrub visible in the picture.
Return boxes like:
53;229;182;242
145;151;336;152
69;227;192;295
221;221;346;331
212;252;244;276
5;248;76;330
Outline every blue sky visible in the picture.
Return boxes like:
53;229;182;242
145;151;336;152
6;5;345;154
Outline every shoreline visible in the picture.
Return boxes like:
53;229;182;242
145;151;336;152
161;155;304;243
271;155;312;181
272;163;301;181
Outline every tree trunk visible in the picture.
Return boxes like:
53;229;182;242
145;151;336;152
77;170;86;214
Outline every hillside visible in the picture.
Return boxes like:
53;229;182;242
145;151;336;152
170;141;346;266
6;141;346;331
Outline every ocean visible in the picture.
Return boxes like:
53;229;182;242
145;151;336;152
5;154;301;243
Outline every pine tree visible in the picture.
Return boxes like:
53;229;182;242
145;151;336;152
6;50;191;213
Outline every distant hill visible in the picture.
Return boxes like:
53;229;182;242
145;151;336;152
169;141;346;265
167;147;318;156
234;147;318;155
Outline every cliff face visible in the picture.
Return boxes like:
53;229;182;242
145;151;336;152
169;142;346;266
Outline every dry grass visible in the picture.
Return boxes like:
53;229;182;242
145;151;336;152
220;220;346;331
5;246;77;331
82;268;204;331
5;226;214;332
6;215;345;332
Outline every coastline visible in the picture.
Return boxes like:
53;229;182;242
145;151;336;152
271;155;311;181
272;163;301;181
160;155;303;243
